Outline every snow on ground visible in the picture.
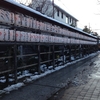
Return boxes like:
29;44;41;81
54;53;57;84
3;83;24;93
0;83;24;95
90;60;100;79
0;52;99;95
68;55;100;87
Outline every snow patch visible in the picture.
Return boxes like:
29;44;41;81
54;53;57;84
91;68;100;79
3;83;24;93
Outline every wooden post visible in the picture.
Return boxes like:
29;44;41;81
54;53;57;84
38;44;41;74
74;45;76;60
79;44;81;58
52;45;55;69
5;46;12;84
69;45;71;62
62;45;64;65
13;28;17;83
14;44;17;83
48;45;51;66
88;45;90;55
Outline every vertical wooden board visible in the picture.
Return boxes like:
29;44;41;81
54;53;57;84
21;14;26;27
56;26;59;33
57;37;59;43
26;16;30;28
46;22;48;31
50;36;53;43
15;31;20;41
52;25;54;32
32;19;36;29
48;36;51;43
43;35;46;42
40;21;45;31
40;35;44;42
62;28;64;35
5;10;11;24
28;32;31;42
0;28;4;41
57;26;60;34
9;30;15;41
62;29;65;35
34;33;37;42
24;32;28;42
45;35;49;42
39;21;42;30
37;34;40;42
68;38;70;44
47;23;50;32
67;30;70;37
63;38;66;43
15;13;21;26
51;36;54;43
43;22;46;31
66;37;68;43
11;12;15;24
61;37;63;43
30;33;34;42
4;29;9;41
56;37;58;43
54;36;56;43
29;17;33;28
0;9;6;23
20;31;25;41
35;20;39;29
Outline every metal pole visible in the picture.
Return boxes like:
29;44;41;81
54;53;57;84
52;0;54;18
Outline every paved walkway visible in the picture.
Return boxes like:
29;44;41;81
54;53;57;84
48;54;100;100
58;79;100;100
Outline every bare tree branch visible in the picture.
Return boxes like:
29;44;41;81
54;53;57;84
15;0;57;17
28;0;56;17
15;0;32;5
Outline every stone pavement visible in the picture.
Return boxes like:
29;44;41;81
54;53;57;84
48;54;100;100
57;79;100;100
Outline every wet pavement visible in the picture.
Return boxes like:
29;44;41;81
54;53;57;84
48;54;100;100
48;79;100;100
0;52;100;100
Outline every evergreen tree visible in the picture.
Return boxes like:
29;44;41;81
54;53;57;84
83;26;91;33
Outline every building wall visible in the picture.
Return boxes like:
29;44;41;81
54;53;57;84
54;10;66;24
54;9;77;27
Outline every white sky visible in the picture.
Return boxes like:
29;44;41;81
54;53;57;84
55;0;100;35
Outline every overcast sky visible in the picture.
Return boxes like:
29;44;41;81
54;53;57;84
55;0;100;34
